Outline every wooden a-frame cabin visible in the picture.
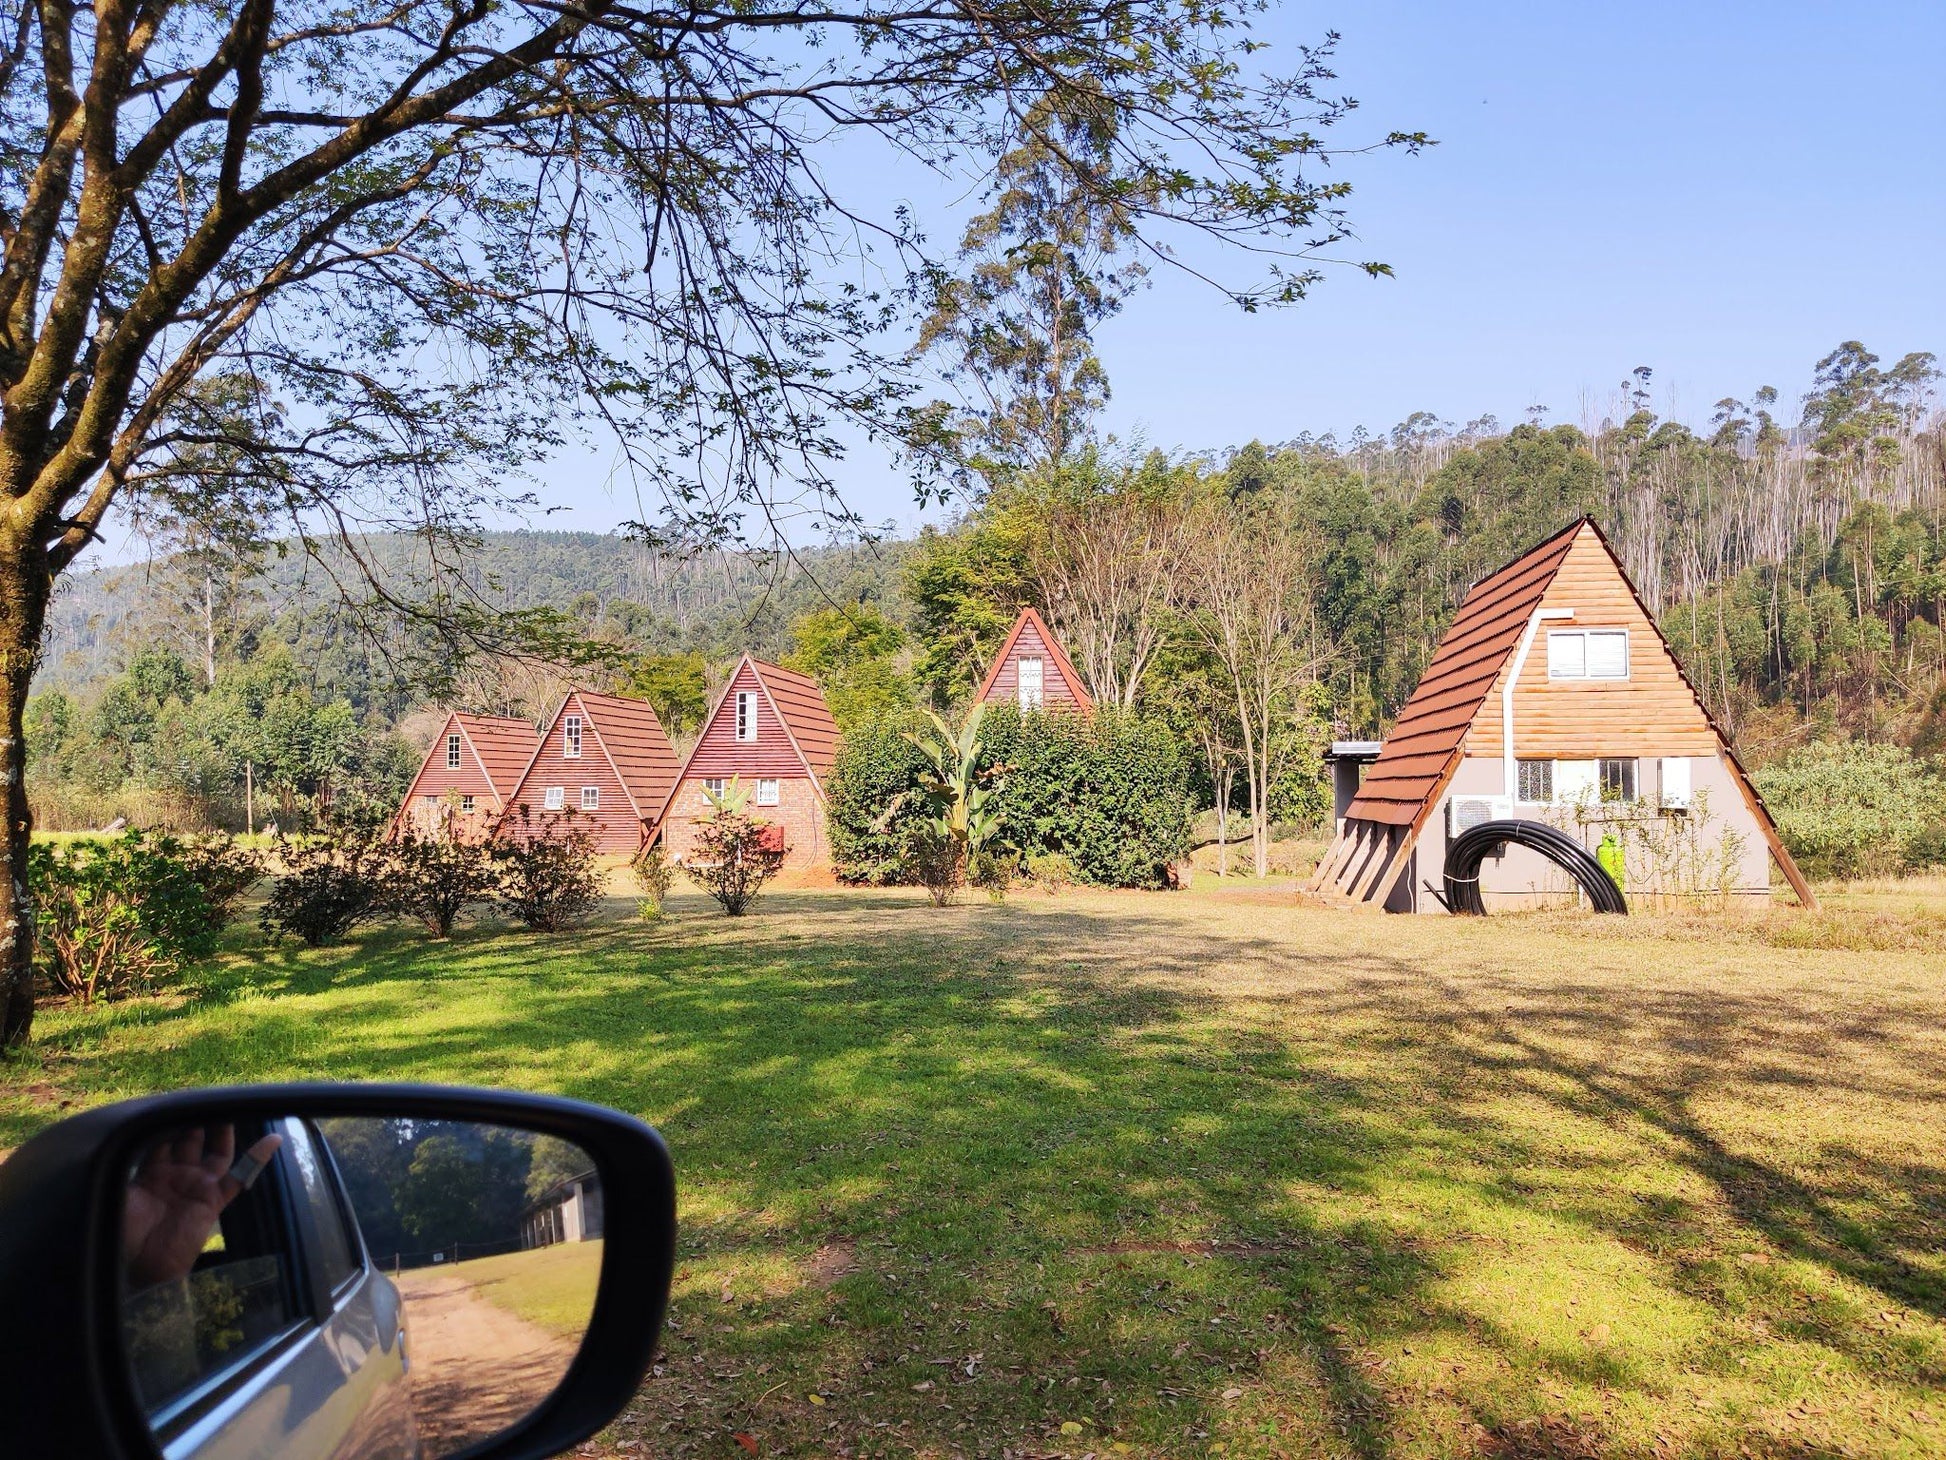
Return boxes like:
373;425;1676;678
1311;518;1815;912
977;607;1094;713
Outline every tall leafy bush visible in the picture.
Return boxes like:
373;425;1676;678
687;779;787;916
828;704;1192;889
386;833;499;938
493;809;603;932
260;824;392;946
826;714;934;884
1754;740;1946;878
29;832;220;1002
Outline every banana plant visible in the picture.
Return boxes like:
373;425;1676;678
906;704;1002;866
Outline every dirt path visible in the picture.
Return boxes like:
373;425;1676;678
396;1267;577;1458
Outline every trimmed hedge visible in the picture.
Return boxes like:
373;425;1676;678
827;704;1193;889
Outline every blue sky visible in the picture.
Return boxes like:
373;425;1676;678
526;1;1943;543
102;2;1944;560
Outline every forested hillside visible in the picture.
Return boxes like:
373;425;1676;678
28;341;1944;852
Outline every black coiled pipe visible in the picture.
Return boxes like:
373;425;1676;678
1443;818;1628;916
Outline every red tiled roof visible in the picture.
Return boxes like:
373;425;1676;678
748;658;840;782
573;690;683;816
975;607;1095;711
1344;519;1584;827
453;713;540;803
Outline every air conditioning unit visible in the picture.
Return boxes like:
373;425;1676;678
1448;796;1510;834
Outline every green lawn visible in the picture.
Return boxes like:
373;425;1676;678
4;882;1945;1458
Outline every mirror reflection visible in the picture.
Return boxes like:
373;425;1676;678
119;1115;601;1460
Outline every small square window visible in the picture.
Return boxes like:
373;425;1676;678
701;776;726;805
543;787;565;811
1516;758;1553;804
735;691;757;743
563;715;583;758
756;778;780;806
446;732;463;769
1600;758;1637;803
460;794;475;813
581;786;599;810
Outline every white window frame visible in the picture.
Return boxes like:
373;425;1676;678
1547;628;1630;680
735;691;757;742
581;786;600;810
460;794;475;813
562;714;583;758
445;732;463;769
1017;656;1045;710
543;786;565;811
755;777;780;806
701;776;727;805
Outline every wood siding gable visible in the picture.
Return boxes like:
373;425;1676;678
976;607;1094;711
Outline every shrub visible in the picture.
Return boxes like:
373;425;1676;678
1753;740;1946;879
630;842;677;921
980;705;1193;888
1025;851;1076;892
177;833;264;931
260;825;392;946
687;782;787;916
826;713;934;884
905;826;964;907
386;833;498;938
493;809;602;932
969;846;1020;903
28;831;220;1002
828;705;1193;889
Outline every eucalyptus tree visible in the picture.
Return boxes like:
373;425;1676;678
0;0;1417;1041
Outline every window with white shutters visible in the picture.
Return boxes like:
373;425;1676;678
543;786;565;810
756;778;780;806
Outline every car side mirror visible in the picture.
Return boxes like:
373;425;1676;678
0;1084;676;1460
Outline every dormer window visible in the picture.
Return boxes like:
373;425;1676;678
563;714;583;758
445;732;462;769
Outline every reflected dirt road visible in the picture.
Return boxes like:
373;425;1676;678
396;1266;577;1458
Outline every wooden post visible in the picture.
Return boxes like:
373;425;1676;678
244;761;254;836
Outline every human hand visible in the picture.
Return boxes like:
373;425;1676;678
124;1126;284;1289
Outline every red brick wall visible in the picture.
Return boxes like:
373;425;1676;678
660;774;827;867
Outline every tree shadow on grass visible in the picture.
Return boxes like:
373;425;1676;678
16;895;1946;1456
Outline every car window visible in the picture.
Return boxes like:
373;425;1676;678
283;1119;360;1295
122;1122;301;1419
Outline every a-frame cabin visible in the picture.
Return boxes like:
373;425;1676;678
394;712;540;841
977;607;1094;712
1311;518;1815;912
497;690;682;854
657;656;840;867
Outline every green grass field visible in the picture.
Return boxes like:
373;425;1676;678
4;879;1944;1458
